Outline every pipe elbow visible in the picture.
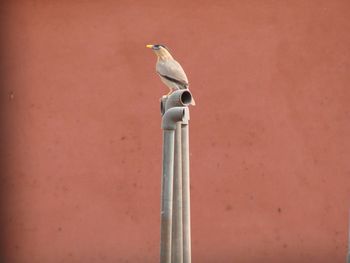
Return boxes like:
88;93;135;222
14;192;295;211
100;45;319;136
162;107;189;130
165;90;193;112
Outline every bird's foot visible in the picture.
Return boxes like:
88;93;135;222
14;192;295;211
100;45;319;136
159;94;169;102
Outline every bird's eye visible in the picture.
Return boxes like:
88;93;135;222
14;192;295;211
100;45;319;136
159;45;169;51
153;45;160;49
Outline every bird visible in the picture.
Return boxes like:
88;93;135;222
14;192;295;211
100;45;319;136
146;44;195;105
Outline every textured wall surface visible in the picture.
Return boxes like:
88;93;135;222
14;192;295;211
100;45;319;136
0;1;350;262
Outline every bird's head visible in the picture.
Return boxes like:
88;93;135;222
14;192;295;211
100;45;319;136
146;44;173;59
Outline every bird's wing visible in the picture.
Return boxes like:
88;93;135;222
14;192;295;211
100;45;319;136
156;60;189;88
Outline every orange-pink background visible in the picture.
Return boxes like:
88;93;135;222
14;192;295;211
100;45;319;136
1;1;350;262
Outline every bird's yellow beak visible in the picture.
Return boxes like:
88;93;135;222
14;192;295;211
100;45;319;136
146;44;153;49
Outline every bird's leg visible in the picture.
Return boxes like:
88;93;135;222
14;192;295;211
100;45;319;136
162;89;174;99
166;89;174;96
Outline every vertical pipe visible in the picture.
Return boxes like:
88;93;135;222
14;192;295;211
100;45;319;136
160;130;175;263
182;123;191;263
172;122;183;263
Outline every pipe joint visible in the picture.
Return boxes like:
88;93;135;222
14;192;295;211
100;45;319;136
164;90;193;113
162;107;189;130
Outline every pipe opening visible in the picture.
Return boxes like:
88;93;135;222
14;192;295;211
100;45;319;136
180;91;192;105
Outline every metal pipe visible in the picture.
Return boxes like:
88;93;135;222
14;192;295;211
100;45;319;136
172;122;183;263
182;123;191;263
162;107;189;130
160;129;175;263
160;106;188;263
165;90;193;112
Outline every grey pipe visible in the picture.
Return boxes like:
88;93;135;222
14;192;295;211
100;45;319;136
161;90;191;116
182;123;191;263
160;129;175;263
172;122;183;263
162;107;189;130
165;90;193;112
160;106;188;263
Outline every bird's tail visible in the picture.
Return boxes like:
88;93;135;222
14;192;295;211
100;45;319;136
191;97;196;106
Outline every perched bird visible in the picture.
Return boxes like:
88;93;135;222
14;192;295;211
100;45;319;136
146;44;195;105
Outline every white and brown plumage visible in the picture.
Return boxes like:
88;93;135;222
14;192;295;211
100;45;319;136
146;44;195;105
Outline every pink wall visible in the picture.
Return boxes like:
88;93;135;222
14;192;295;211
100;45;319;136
1;1;350;262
